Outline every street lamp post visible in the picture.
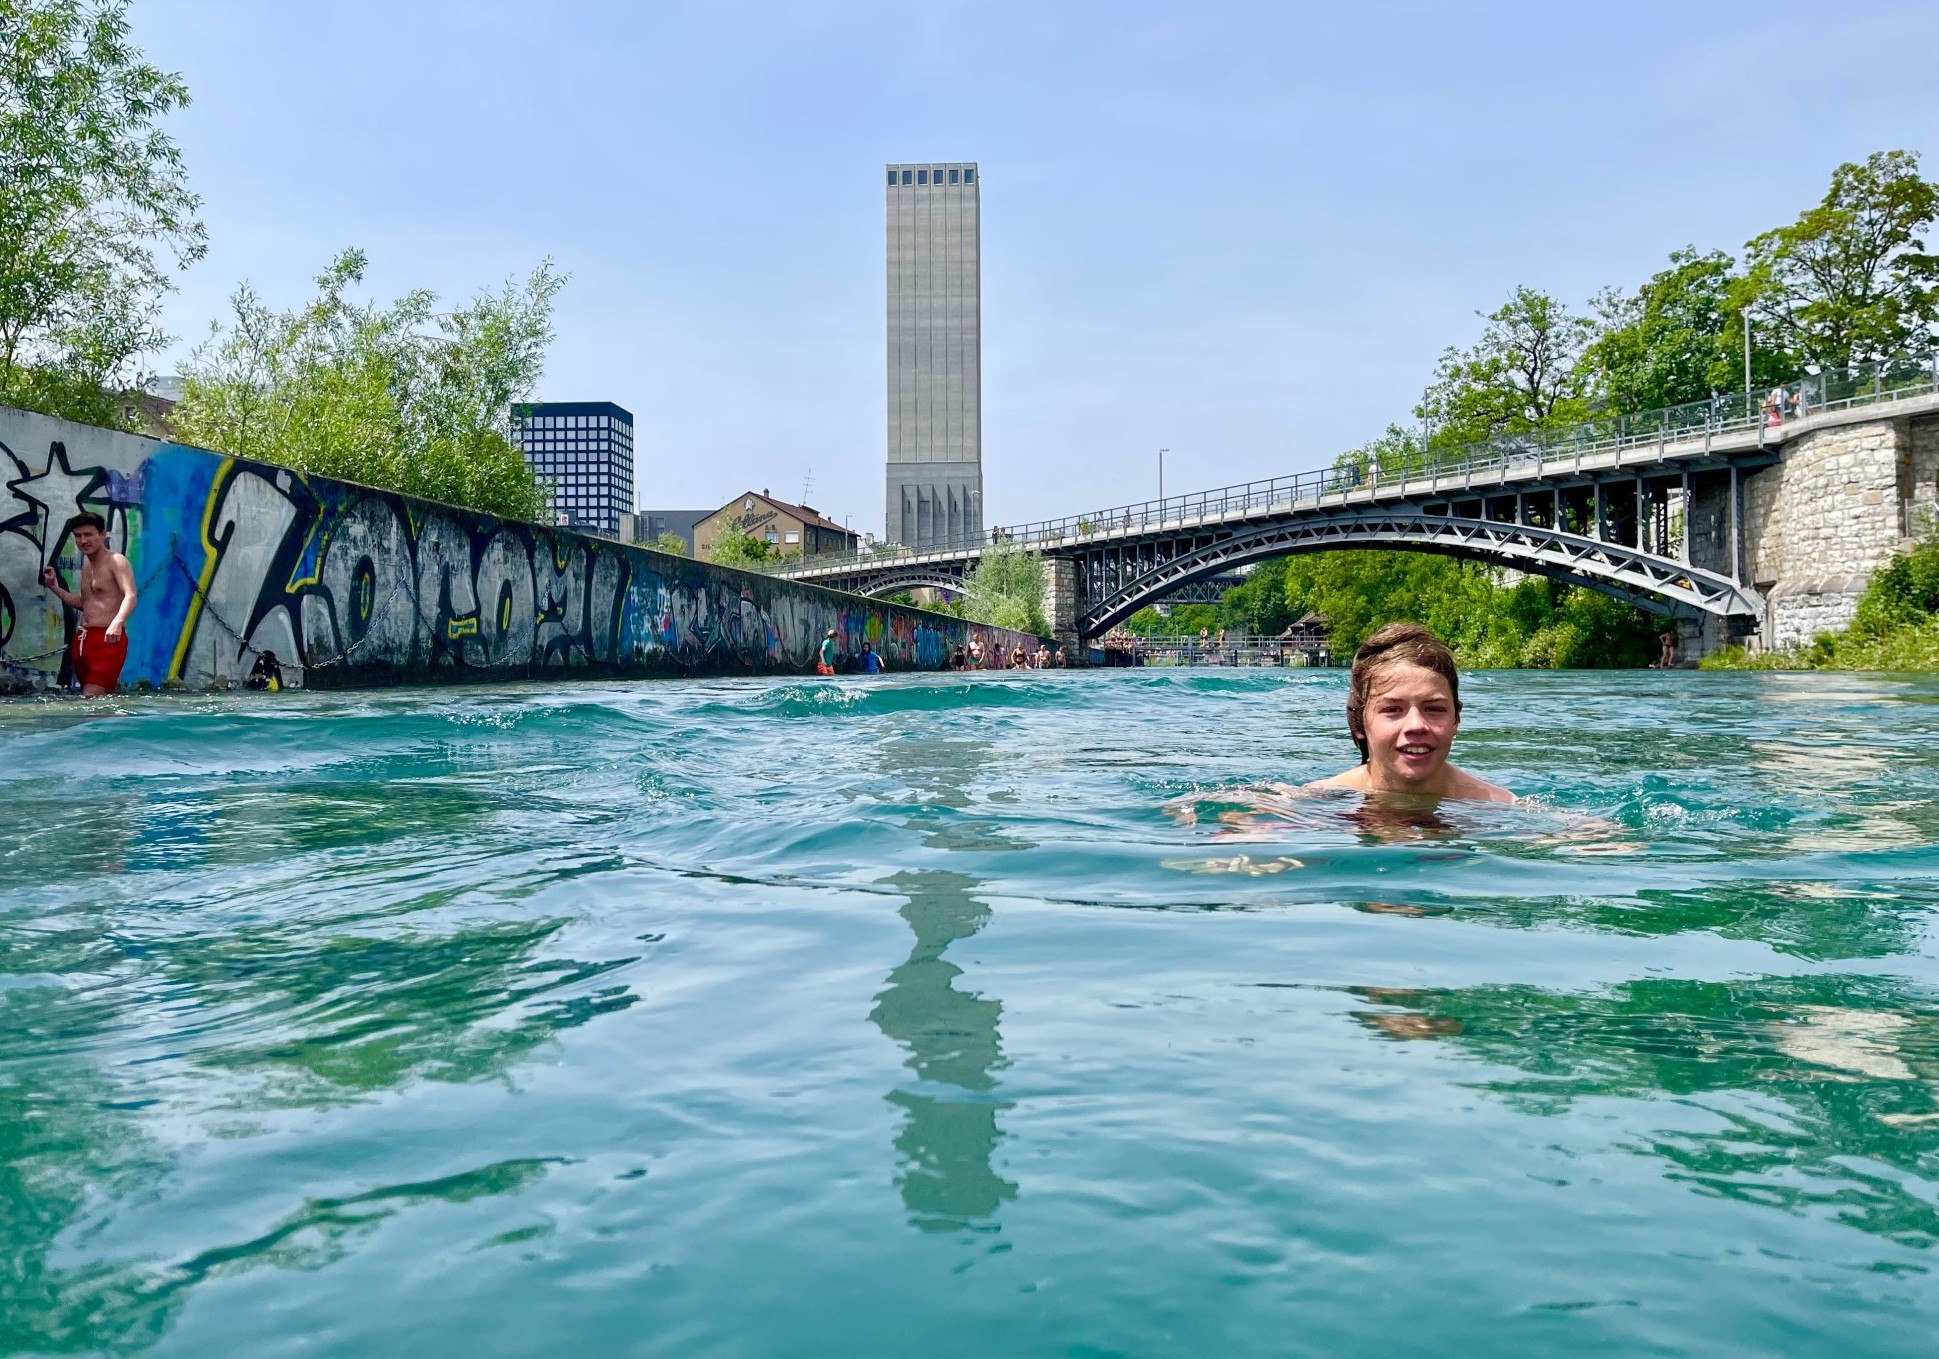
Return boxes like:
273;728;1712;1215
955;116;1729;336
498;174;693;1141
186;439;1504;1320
1742;305;1754;416
1159;448;1168;503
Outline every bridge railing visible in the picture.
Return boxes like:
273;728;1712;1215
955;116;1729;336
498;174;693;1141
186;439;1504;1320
766;348;1939;576
1102;633;1341;667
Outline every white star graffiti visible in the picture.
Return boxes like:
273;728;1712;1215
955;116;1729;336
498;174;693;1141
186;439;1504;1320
4;441;107;555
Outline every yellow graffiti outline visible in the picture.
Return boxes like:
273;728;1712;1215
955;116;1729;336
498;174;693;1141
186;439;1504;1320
283;474;330;593
169;457;235;680
446;615;479;640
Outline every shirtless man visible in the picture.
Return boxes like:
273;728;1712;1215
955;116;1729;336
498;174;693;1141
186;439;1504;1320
1306;621;1513;804
40;512;136;696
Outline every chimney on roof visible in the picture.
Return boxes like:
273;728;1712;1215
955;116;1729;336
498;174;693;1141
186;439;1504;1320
762;487;769;497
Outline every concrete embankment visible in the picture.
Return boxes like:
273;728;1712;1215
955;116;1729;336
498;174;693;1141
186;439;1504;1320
1;406;1043;692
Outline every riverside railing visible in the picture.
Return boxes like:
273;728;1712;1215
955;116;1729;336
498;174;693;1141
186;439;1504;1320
765;349;1939;576
1104;633;1339;668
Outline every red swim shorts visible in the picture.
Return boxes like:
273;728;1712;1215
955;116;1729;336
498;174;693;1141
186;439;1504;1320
73;626;129;694
815;662;836;676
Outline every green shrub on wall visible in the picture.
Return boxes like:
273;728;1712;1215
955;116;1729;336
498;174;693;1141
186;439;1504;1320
171;249;561;523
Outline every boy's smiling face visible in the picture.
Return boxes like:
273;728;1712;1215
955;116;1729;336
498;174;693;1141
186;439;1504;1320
1356;661;1460;789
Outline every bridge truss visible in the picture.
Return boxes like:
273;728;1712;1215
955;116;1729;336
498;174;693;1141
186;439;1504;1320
1069;509;1764;636
785;439;1793;638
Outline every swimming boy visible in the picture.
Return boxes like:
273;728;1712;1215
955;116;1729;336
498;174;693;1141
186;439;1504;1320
40;511;137;697
1307;622;1513;804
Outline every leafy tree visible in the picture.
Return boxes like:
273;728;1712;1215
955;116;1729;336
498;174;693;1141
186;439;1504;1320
1421;286;1597;446
703;515;772;567
649;531;689;557
1333;423;1428;482
1579;248;1792;412
172;249;561;521
957;541;1050;635
1218;558;1294;635
1849;537;1939;640
1735;150;1939;367
0;0;205;426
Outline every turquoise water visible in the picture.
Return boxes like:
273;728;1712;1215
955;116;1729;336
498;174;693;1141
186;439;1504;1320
6;669;1939;1357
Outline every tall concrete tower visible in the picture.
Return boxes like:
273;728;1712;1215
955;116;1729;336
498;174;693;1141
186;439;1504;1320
886;161;981;550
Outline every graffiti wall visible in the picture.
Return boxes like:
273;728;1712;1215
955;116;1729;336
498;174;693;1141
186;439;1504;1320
1;406;1042;692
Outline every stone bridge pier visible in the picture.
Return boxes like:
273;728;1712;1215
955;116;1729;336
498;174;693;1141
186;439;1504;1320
1042;557;1080;653
1746;406;1939;647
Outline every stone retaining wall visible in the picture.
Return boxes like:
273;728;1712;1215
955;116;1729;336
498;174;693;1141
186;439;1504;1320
1;406;1042;692
1743;413;1930;647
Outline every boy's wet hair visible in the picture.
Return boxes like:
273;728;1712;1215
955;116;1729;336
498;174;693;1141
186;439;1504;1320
64;511;107;535
1346;622;1462;763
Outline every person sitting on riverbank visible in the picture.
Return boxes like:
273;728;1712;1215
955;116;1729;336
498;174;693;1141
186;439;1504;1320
1307;622;1513;804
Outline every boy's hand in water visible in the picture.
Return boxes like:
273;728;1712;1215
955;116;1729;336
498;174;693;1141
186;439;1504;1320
1165;783;1321;837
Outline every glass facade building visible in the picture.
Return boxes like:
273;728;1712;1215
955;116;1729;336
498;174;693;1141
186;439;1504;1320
511;401;635;536
886;160;981;550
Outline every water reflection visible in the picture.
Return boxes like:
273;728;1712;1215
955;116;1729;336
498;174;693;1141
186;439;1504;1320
0;888;632;1352
870;870;1016;1233
165;915;639;1103
0;976;179;1356
1348;976;1939;1245
1341;878;1935;961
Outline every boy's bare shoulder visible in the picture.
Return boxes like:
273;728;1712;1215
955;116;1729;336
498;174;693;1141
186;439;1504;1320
1448;767;1517;804
1303;770;1367;793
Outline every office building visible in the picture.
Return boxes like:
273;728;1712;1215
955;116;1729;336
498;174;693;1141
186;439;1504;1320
621;509;711;555
694;490;859;561
886;161;981;550
511;401;634;537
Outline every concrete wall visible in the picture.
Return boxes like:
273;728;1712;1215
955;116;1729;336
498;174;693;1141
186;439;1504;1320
1742;412;1935;647
0;406;1041;693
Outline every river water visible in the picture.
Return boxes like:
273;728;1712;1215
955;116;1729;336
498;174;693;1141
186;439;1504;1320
5;668;1939;1356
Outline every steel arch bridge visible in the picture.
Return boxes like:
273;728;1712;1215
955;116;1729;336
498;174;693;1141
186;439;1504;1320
1068;509;1763;636
837;566;1246;610
781;407;1798;638
841;567;978;599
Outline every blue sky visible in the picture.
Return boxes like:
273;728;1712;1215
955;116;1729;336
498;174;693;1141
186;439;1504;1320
137;0;1939;534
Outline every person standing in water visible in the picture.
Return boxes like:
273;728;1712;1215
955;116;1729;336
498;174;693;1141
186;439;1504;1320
817;628;839;676
861;640;882;674
40;512;136;697
1307;622;1513;803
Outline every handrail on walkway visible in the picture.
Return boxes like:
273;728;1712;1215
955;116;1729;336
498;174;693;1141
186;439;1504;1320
1103;632;1341;668
762;349;1939;577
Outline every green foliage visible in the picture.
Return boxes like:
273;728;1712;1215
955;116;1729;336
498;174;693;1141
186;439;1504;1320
1851;538;1939;638
648;531;689;557
1704;537;1939;671
0;0;205;426
957;541;1050;635
1422;286;1597;447
1579;248;1793;412
1333;424;1429;483
172;249;562;522
1735;150;1939;367
1129;552;1656;668
1298;555;1657;669
1218;557;1295;635
704;515;772;567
